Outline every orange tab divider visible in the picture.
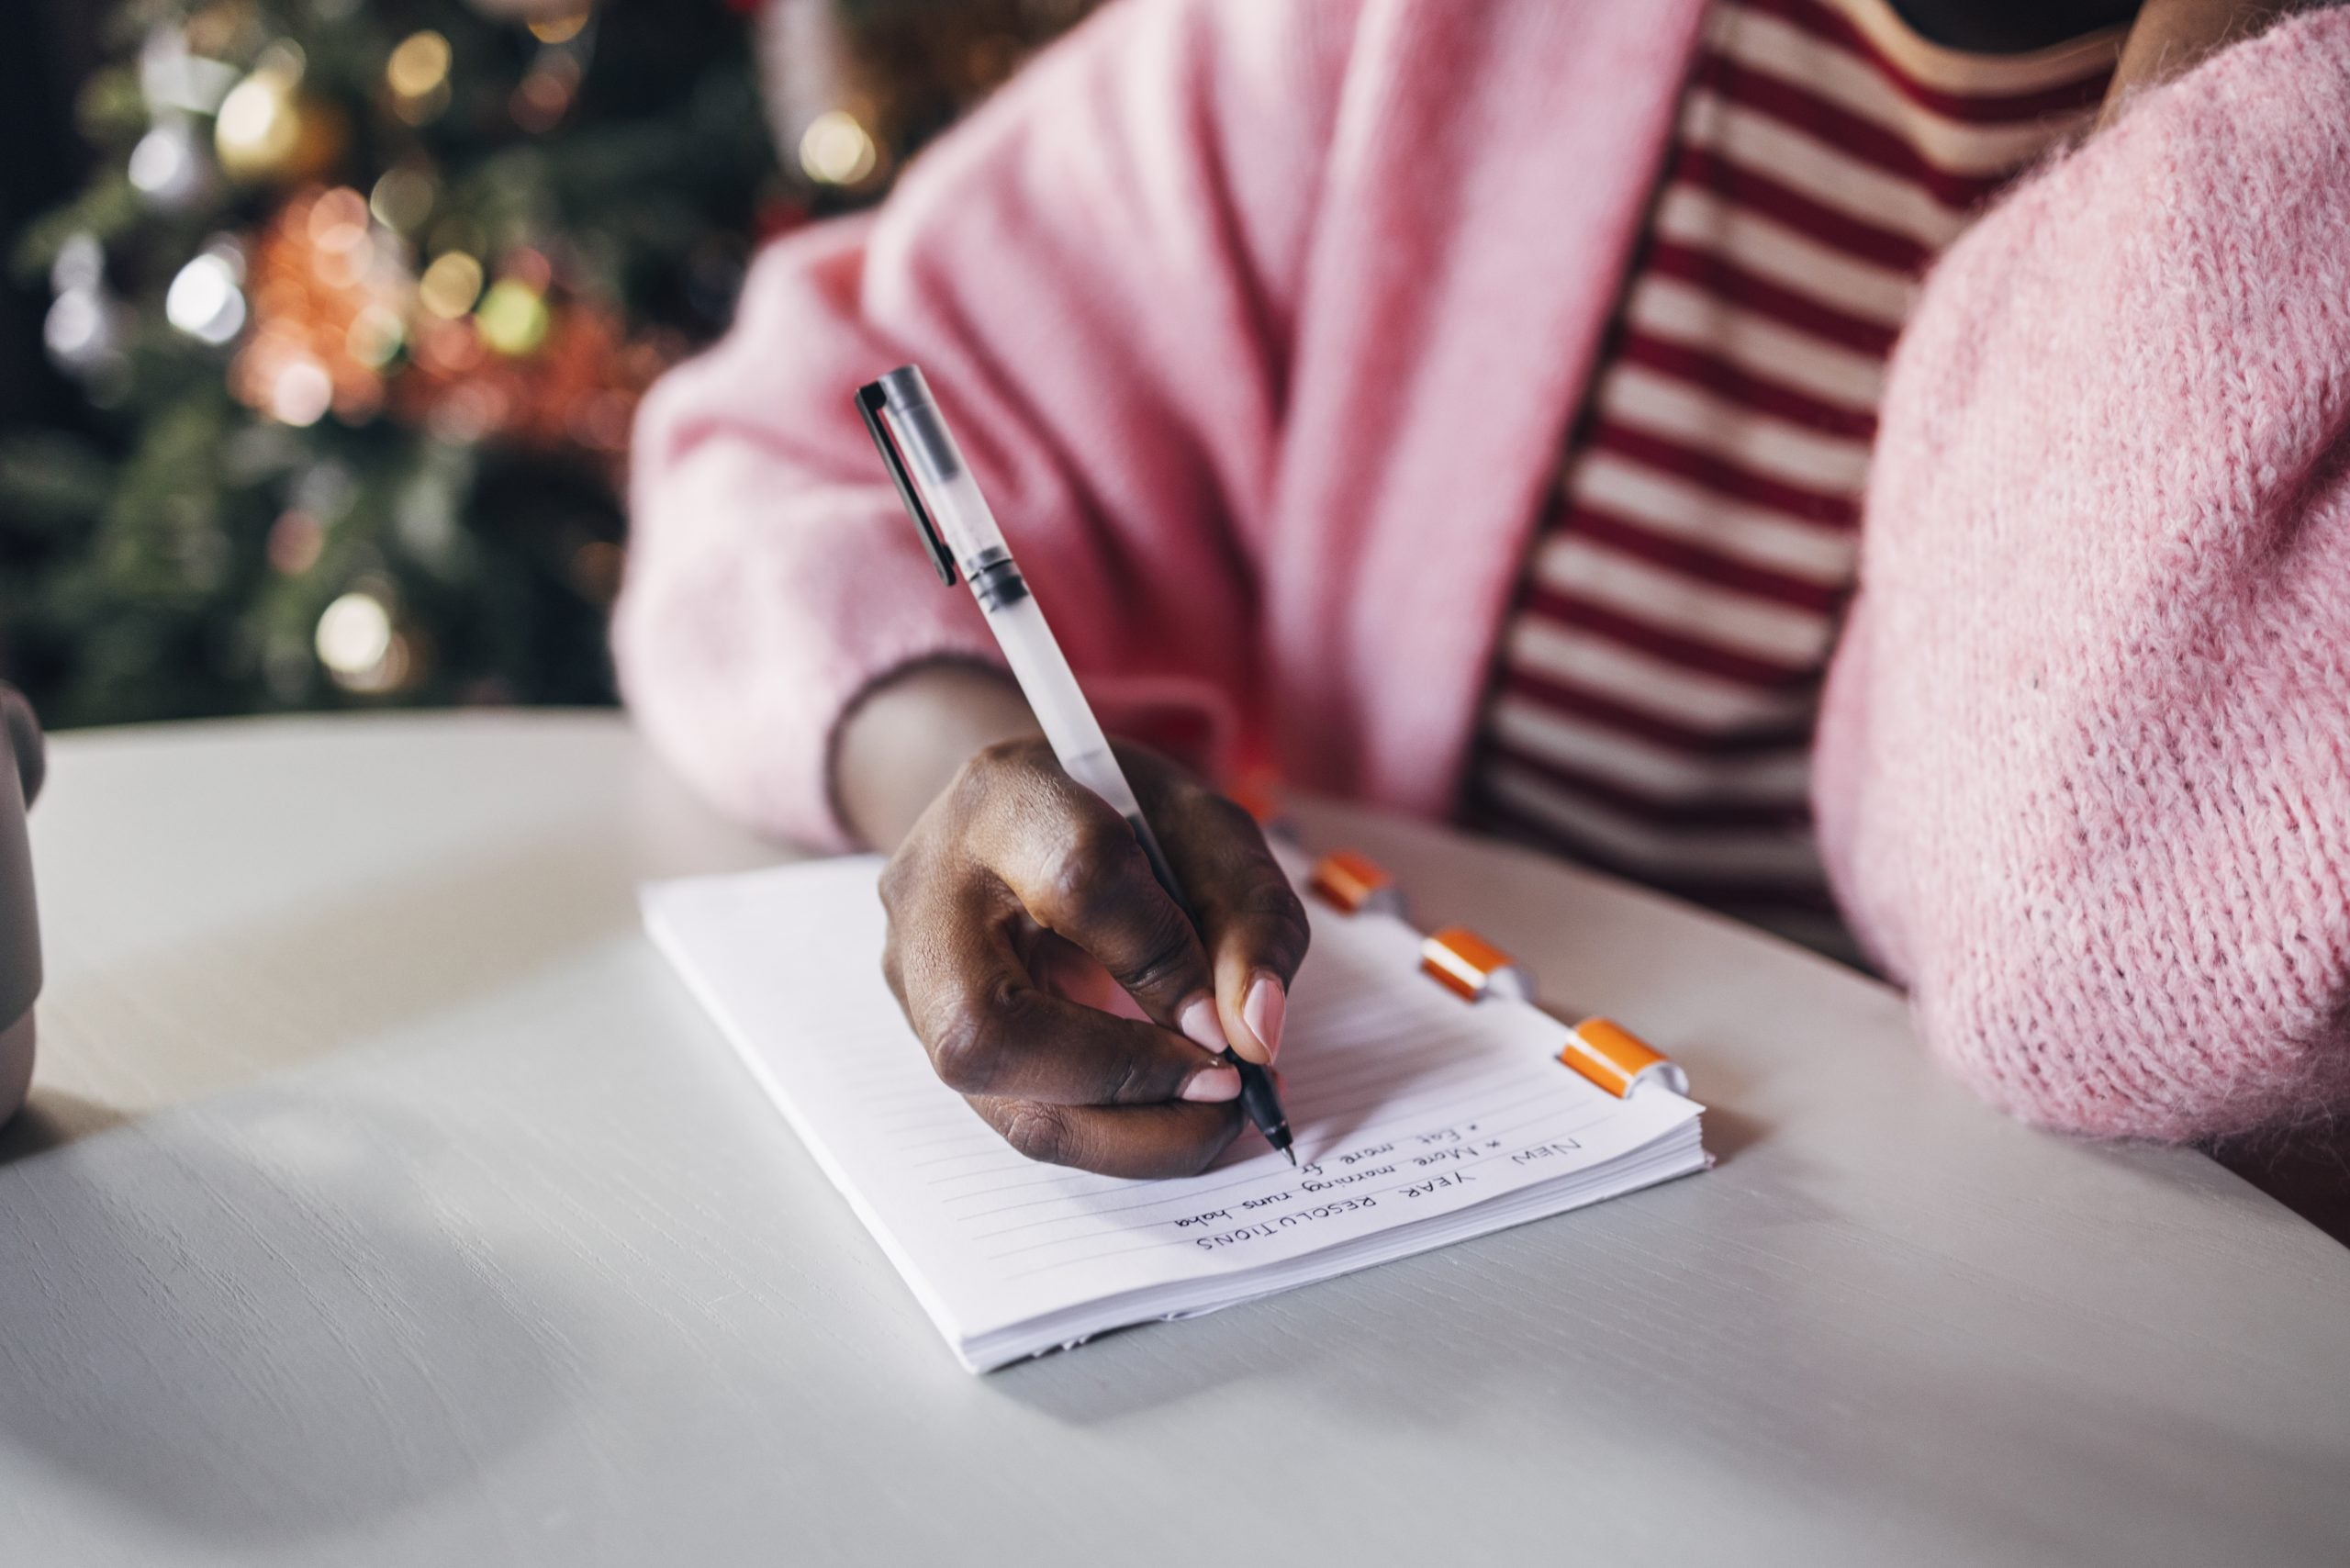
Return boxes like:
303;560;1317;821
1419;926;1531;1003
1308;849;1403;916
1560;1017;1689;1099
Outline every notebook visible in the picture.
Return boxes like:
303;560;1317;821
642;849;1707;1372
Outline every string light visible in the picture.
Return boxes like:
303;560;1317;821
215;70;301;175
799;110;878;186
307;187;369;249
386;30;453;125
268;510;325;576
476;278;551;356
268;357;334;426
165;252;248;345
386;30;452;98
418;252;485;319
316;590;392;673
529;12;592;45
369;166;436;232
128;120;211;208
304;186;373;288
50;234;104;294
345;305;405;369
510;68;575;133
44;291;112;366
315;588;422;695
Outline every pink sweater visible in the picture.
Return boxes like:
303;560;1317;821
617;0;2350;1148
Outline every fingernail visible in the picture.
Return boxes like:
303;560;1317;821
1182;1065;1242;1103
1241;973;1286;1064
1177;995;1231;1056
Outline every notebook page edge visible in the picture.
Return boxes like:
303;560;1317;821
965;1120;1709;1370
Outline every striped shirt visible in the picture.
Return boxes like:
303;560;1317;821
1462;0;2121;955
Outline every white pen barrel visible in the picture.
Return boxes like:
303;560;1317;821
985;595;1146;822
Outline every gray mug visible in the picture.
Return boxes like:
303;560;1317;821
1;688;41;1125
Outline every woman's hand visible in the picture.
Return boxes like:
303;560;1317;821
874;734;1308;1178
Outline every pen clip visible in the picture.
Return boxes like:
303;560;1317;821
856;379;957;587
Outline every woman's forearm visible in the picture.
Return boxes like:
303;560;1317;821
833;662;1041;851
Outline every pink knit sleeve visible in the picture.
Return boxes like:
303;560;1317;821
614;0;1354;846
1814;10;2350;1142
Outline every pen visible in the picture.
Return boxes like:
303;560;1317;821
856;364;1296;1166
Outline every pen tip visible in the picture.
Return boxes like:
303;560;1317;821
1284;1147;1298;1168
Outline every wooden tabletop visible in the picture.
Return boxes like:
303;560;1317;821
4;712;2344;1566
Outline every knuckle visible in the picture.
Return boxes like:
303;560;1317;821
974;734;1044;771
1066;812;1132;876
1116;910;1200;1001
1037;819;1138;931
878;834;958;921
945;748;1006;824
928;995;1012;1095
876;850;916;913
1192;790;1261;842
963;737;1019;783
1001;1102;1073;1167
1097;1043;1160;1106
965;734;1051;794
1230;876;1312;970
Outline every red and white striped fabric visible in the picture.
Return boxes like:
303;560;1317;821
1463;0;2119;954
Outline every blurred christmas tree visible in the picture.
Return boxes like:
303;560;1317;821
2;0;1102;726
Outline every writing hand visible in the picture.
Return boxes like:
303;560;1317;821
877;736;1308;1177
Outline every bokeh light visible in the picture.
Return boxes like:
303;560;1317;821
476;279;551;356
386;31;453;99
165;252;249;345
315;591;394;680
799;110;878;186
419;252;485;319
268;358;335;426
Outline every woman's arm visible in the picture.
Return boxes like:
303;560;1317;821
616;0;1357;850
621;0;1346;1174
1815;7;2350;1141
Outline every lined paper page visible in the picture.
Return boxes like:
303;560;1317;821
643;856;1700;1359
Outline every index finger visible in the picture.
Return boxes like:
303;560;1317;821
1131;771;1311;1067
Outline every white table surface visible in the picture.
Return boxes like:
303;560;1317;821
2;712;2344;1567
